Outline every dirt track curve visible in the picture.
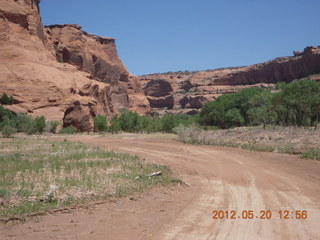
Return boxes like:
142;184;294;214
1;134;320;240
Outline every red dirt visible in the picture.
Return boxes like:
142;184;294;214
1;134;320;240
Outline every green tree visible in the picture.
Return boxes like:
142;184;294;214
8;96;14;105
0;105;15;123
116;109;139;132
161;114;176;132
16;114;35;134
199;87;266;128
1;93;9;104
273;79;320;126
136;116;151;133
200;79;320;129
59;126;78;134
34;116;46;133
1;125;17;138
49;121;60;133
147;117;163;132
224;108;244;127
0;115;16;130
0;93;14;105
109;116;122;133
248;90;275;128
93;115;107;132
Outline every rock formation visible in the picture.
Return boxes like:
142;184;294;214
44;24;127;84
0;0;150;131
1;0;319;125
139;46;320;115
213;46;320;86
44;24;150;116
143;79;174;109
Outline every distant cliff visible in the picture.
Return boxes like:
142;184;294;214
139;46;320;115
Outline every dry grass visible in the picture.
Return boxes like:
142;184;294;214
0;136;179;218
178;125;320;159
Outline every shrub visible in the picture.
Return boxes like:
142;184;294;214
0;93;14;105
117;109;139;132
59;126;78;134
108;116;122;133
107;110;197;133
224;108;244;127
93;115;107;132
48;121;60;133
16;114;35;134
199;87;266;128
0;105;15;123
161;114;176;132
176;124;203;143
172;123;185;135
34;116;46;134
136;116;152;133
9;96;14;105
1;93;9;104
161;114;198;133
1;125;17;138
301;149;320;160
109;112;137;133
0;115;16;131
147;117;163;132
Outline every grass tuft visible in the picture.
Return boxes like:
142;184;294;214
301;149;320;160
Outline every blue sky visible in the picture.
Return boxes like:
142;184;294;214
41;0;320;76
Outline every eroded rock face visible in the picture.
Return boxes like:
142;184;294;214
179;95;207;109
44;23;150;116
214;47;320;85
0;0;150;131
180;79;196;92
44;24;127;83
0;0;44;39
142;79;174;109
144;79;173;97
63;105;92;132
139;46;320;115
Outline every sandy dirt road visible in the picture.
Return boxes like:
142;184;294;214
1;134;320;240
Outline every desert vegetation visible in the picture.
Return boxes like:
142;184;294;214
1;79;319;137
173;79;320;160
0;137;178;218
93;109;197;134
199;79;320;129
1;79;320;159
1;79;320;220
95;79;320;135
175;124;320;160
1;79;320;137
93;79;320;134
0;107;59;137
0;105;197;137
59;126;78;134
0;93;15;105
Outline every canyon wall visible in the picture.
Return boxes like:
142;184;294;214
1;0;319;126
139;46;320;115
0;0;150;131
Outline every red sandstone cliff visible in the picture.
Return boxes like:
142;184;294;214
1;0;319;124
139;46;320;115
0;0;150;131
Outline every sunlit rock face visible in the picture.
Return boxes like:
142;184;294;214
0;0;150;131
